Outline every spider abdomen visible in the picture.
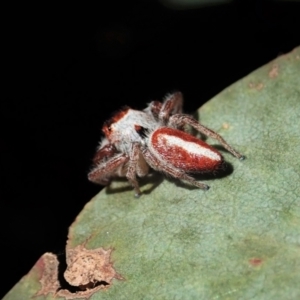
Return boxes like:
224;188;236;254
149;127;223;172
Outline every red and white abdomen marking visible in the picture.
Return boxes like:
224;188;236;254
150;127;223;172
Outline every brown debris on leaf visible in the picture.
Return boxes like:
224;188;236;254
64;245;122;288
35;246;122;299
268;64;279;78
35;253;61;297
248;82;264;91
249;258;263;267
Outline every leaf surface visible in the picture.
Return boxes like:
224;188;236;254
4;47;300;300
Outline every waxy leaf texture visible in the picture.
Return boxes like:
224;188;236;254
4;47;300;300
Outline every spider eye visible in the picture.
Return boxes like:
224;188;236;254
102;123;113;137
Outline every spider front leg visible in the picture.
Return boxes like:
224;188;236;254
159;92;184;124
146;92;183;123
169;114;245;160
126;142;149;198
142;148;209;190
88;153;129;185
92;142;118;164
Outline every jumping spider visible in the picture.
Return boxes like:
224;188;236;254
88;92;245;197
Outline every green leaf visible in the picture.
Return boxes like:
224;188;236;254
4;47;300;300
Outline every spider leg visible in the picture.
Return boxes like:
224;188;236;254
146;100;162;120
88;153;129;185
169;114;245;160
92;143;118;164
126;143;149;197
159;92;184;124
142;148;209;190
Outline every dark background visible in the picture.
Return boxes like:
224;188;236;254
1;0;299;297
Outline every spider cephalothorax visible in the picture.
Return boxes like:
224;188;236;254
88;92;245;197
